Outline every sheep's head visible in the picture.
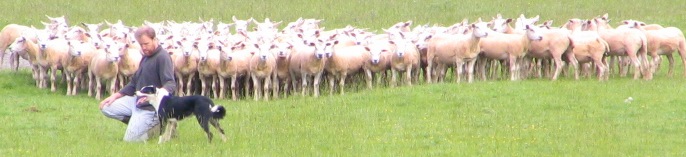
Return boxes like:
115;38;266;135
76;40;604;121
273;42;293;59
104;42;126;62
8;36;28;54
232;16;252;33
471;22;490;38
490;16;513;33
365;44;387;65
524;24;544;41
515;14;539;31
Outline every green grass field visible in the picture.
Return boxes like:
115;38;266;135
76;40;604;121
1;0;686;156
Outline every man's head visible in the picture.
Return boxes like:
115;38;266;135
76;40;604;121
135;26;158;56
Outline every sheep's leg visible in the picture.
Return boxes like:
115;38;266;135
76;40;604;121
109;76;118;96
32;65;40;87
272;74;279;99
73;72;82;95
390;69;398;88
175;73;185;96
467;59;478;83
667;54;674;77
251;74;260;101
88;71;94;97
364;69;373;89
339;72;347;95
283;77;290;98
199;75;208;97
454;61;465;83
50;66;58;92
95;77;102;100
313;72;323;98
65;71;72;96
406;66;413;86
231;75;238;101
552;56;564;80
186;73;195;96
218;76;226;99
301;73;309;96
264;76;271;101
211;76;218;99
328;73;335;95
426;58;433;83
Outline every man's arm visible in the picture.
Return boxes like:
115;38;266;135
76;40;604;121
159;53;177;94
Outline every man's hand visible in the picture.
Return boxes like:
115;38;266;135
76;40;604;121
137;97;148;105
99;93;123;110
99;96;116;110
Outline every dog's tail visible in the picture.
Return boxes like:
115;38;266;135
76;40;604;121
210;105;226;119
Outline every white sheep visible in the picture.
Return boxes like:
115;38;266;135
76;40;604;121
7;32;43;87
324;42;369;95
623;20;686;78
174;39;199;96
363;40;393;89
63;40;97;96
88;42;122;100
288;33;333;97
0;24;34;70
270;41;294;98
250;43;277;100
388;38;420;87
426;22;490;83
196;39;221;98
523;24;571;80
217;42;254;100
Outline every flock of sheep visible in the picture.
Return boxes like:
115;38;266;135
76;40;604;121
0;14;684;101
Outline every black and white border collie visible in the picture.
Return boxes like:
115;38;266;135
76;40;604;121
135;85;227;144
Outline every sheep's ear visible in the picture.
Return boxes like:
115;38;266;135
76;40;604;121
602;13;609;20
506;18;513;23
332;40;339;45
176;41;182;46
623;20;629;25
124;43;130;48
193;41;199;48
364;47;370;52
639;22;646;26
308;42;315;47
388;40;395;45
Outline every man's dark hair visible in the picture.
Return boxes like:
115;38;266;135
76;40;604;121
134;26;156;40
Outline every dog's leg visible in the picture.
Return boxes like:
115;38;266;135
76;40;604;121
210;119;227;142
159;119;176;144
197;116;213;142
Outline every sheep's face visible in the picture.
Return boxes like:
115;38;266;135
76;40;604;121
195;41;211;62
491;18;513;33
471;22;490;38
311;40;333;59
8;37;28;53
255;43;275;61
413;33;432;50
35;30;54;50
564;19;584;31
68;41;87;57
515;15;539;31
301;19;321;30
105;43;125;63
272;42;293;59
233;16;251;33
524;25;543;41
366;46;386;65
255;18;280;33
177;40;195;57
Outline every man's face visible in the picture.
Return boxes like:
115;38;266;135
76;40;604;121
137;35;157;56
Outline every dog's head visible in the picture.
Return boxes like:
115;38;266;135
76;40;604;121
135;85;171;110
